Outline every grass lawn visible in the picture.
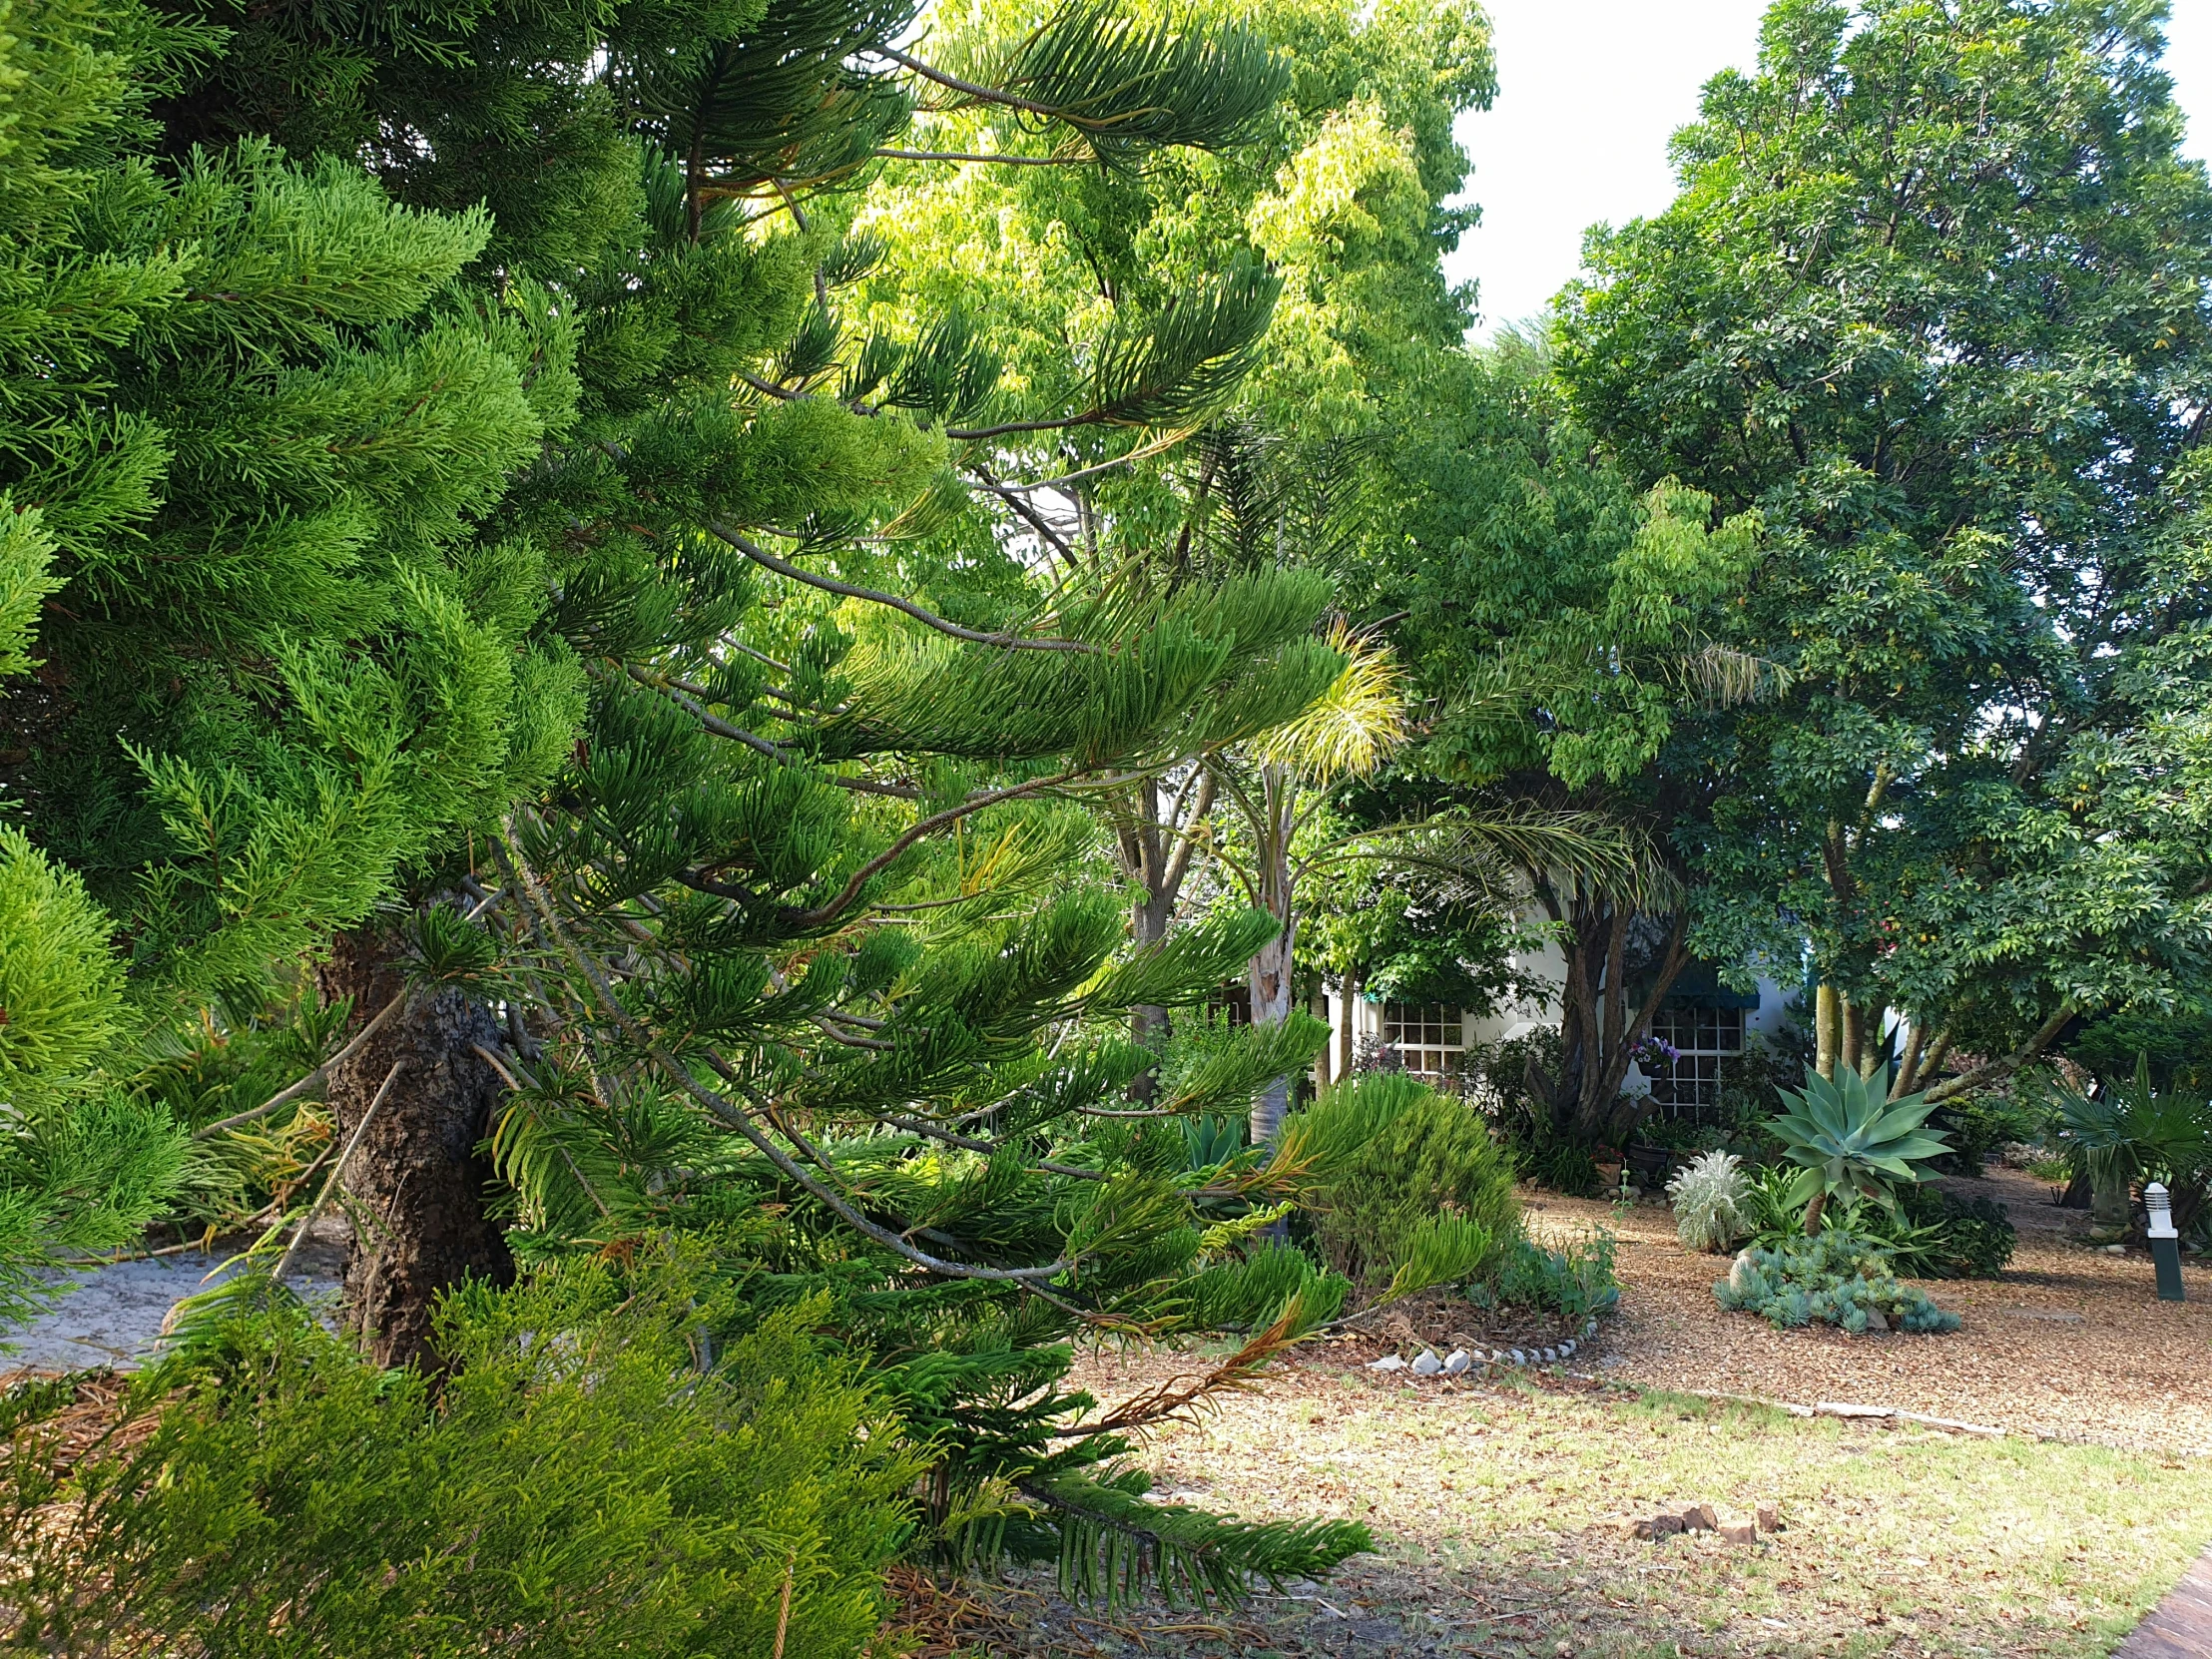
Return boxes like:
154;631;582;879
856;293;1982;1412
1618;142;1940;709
911;1354;2212;1658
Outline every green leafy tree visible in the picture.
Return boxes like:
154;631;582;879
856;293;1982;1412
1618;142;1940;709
1556;0;2212;1100
1341;338;1767;1150
0;0;567;1316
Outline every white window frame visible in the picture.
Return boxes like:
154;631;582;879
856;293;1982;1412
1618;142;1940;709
1644;1004;1745;1116
1382;1001;1464;1081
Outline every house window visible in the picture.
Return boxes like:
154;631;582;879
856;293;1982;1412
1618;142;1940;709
1382;1002;1463;1080
1644;1005;1744;1116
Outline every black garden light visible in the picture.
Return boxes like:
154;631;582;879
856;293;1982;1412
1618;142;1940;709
2146;1183;2186;1303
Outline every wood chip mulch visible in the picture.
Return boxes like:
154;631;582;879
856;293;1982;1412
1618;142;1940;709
1529;1165;2212;1453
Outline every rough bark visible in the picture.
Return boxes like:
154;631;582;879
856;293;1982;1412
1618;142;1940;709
317;924;515;1371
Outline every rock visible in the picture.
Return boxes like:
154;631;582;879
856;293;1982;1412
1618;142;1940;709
1509;1349;1525;1366
1719;1518;1758;1545
1367;1355;1406;1372
1443;1349;1472;1375
1410;1348;1443;1376
1584;1319;1599;1338
1559;1339;1576;1356
1542;1347;1559;1364
1864;1306;1890;1334
1756;1503;1783;1532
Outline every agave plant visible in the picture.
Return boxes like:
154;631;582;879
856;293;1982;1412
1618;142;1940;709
1769;1066;1951;1234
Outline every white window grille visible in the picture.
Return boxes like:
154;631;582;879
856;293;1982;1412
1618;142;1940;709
1644;1005;1745;1115
1382;1002;1463;1080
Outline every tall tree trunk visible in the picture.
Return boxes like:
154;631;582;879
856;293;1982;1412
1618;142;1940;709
1247;764;1295;1148
1336;963;1360;1084
1815;983;1840;1080
1113;772;1215;1100
317;923;514;1371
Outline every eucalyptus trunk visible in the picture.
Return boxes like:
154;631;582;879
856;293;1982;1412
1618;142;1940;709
1247;763;1296;1147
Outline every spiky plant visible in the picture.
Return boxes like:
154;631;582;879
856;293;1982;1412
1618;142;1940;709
1769;1066;1950;1234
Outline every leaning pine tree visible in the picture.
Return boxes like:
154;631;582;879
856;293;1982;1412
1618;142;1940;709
96;0;1387;1602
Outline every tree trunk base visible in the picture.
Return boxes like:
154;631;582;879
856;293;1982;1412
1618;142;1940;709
317;925;514;1372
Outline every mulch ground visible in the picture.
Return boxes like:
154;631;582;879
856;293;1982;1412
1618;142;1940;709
1536;1166;2212;1453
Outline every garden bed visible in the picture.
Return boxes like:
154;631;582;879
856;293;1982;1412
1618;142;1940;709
1531;1165;2212;1454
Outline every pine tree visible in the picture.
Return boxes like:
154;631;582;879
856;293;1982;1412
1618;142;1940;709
79;0;1383;1599
0;0;580;1315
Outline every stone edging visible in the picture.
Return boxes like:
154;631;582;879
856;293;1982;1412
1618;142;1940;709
1367;1317;1603;1376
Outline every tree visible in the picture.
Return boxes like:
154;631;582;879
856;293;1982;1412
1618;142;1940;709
1556;0;2212;1100
97;0;1385;1599
0;0;571;1316
1341;339;1766;1151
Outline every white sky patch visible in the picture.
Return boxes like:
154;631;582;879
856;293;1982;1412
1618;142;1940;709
1445;0;2212;342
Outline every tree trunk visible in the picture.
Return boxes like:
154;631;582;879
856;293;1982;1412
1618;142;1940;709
1815;983;1840;1080
1247;922;1295;1145
1247;764;1295;1148
317;923;515;1371
1336;963;1360;1085
1802;1189;1828;1236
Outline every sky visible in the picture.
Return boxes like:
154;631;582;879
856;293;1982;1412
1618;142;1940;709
1445;0;2212;339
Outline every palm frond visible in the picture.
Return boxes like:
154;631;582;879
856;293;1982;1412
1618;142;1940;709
1247;626;1406;783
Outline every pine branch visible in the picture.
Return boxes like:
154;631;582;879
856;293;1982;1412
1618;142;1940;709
493;823;1072;1285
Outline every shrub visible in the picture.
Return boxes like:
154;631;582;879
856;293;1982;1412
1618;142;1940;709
1895;1187;2016;1280
1293;1073;1518;1293
1468;1230;1621;1321
1929;1093;2041;1175
1;1252;916;1657
1714;1233;1961;1335
1667;1150;1752;1253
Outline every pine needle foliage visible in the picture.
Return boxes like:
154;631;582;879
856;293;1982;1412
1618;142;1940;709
6;0;1374;1615
1;1250;917;1655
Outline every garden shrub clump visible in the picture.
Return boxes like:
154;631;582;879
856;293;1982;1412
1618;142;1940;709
1714;1233;1961;1335
1666;1150;1752;1252
1296;1074;1518;1291
1896;1187;2016;1280
1468;1231;1621;1321
0;1254;915;1657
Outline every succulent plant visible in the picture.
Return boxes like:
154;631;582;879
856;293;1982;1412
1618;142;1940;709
1769;1065;1950;1233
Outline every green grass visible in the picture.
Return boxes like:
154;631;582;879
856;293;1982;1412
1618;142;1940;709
1038;1367;2212;1658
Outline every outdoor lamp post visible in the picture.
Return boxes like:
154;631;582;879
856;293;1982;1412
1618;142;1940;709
2146;1182;2185;1302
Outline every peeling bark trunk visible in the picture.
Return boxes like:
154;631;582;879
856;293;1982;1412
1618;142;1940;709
317;924;514;1371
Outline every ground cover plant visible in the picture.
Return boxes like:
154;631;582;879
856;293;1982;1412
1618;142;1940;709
1715;1231;1961;1335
